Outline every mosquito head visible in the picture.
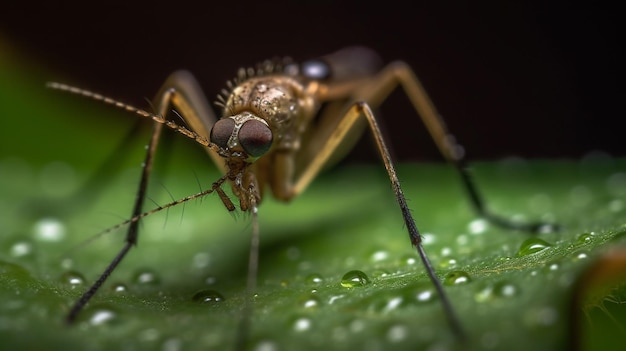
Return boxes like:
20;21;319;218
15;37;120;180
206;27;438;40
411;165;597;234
210;112;273;162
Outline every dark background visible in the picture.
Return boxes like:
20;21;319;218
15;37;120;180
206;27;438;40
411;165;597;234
1;1;622;162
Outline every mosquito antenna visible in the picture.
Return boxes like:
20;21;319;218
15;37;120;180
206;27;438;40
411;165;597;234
46;82;218;152
65;175;228;323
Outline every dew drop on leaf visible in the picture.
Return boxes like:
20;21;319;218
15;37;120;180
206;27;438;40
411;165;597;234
253;340;279;351
444;271;471;286
576;233;593;245
496;283;519;298
87;306;118;326
341;270;370;288
33;217;66;242
517;238;552;256
371;269;390;278
370;250;389;262
386;323;409;343
303;296;319;309
133;269;160;285
305;273;323;285
476;282;519;302
438;257;458;269
192;289;225;303
468;218;489;234
292;317;312;332
111;283;128;293
415;286;437;303
10;241;33;257
59;270;85;288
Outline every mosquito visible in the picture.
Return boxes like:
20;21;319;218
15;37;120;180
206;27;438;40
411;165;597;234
48;46;552;345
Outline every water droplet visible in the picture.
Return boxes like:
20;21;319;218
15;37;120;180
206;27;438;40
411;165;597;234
517;238;552;256
421;232;436;245
341;270;370;288
387;324;409;343
370;250;389;262
444;271;471;285
33;218;66;242
438;258;458;269
573;251;588;261
60;258;73;269
371;269;390;278
401;254;417;265
475;282;518;302
192;289;224;303
415;286;437;303
86;305;118;326
381;296;404;313
253;340;279;351
111;283;128;293
456;234;469;245
441;247;452;256
133;269;160;285
468;218;489;234
10;241;33;257
349;319;366;333
60;270;85;288
328;294;345;304
292;317;312;332
305;273;323;285
303;296;320;309
496;283;518;298
576;233;593;245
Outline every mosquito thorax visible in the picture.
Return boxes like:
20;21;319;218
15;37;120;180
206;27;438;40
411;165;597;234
210;112;273;161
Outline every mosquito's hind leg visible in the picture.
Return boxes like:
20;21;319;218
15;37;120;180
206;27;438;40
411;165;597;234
355;61;558;233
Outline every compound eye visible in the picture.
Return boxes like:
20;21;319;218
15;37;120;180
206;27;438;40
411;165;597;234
210;118;235;149
239;119;273;158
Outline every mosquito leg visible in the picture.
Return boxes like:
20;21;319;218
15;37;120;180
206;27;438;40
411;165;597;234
287;94;465;338
354;102;466;340
354;61;557;233
66;72;213;323
66;120;164;323
234;177;261;351
152;70;224;172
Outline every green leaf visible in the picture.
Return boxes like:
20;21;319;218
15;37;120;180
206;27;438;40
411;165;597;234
1;43;625;351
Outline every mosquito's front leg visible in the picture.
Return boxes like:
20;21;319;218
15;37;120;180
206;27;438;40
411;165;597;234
153;70;225;173
65;109;164;323
65;70;223;323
